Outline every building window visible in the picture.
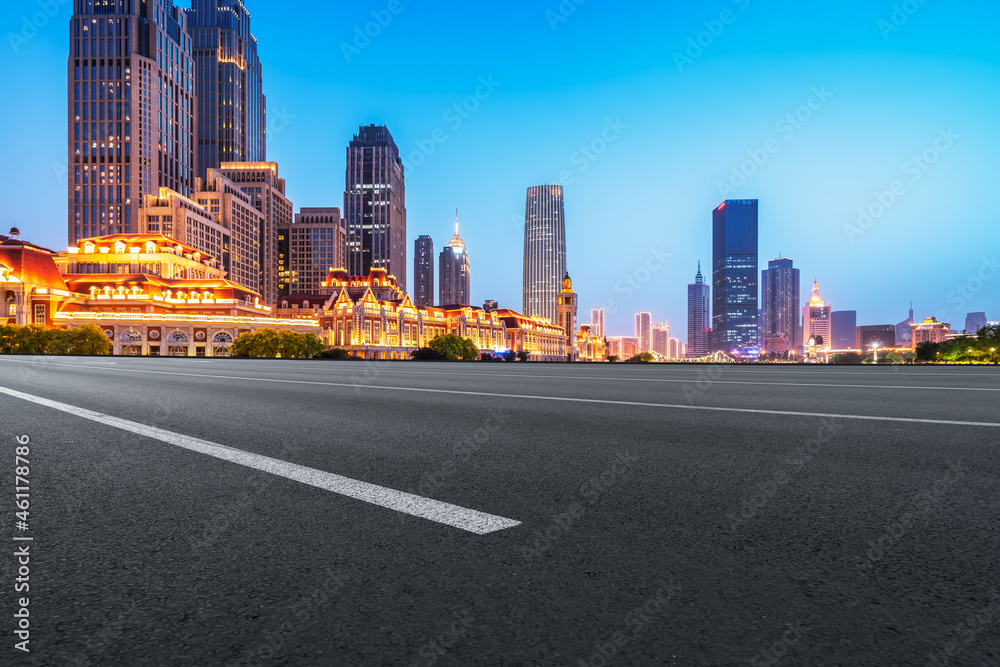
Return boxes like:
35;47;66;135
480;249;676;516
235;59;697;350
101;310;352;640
34;304;45;324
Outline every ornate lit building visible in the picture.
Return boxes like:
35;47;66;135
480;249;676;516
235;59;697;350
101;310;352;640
556;272;578;360
575;324;606;362
911;317;951;349
2;228;71;326
496;309;569;362
802;281;832;350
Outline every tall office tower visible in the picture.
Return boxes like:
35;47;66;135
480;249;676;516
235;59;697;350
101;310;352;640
185;0;265;176
439;216;470;305
651;322;670;357
345;125;407;289
686;262;711;358
590;308;605;338
761;257;800;353
556;273;579;360
523;185;567;323
217;162;291;305
895;302;914;345
965;311;987;334
277;208;346;297
635;312;652;353
712;200;759;353
68;0;196;245
831;310;857;349
802;281;832;348
413;235;434;307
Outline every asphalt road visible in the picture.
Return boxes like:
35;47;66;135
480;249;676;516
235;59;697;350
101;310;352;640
2;357;999;666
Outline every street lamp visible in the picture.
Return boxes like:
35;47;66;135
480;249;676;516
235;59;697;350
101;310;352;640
870;341;880;363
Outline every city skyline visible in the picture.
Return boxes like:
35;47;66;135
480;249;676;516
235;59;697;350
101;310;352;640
5;2;999;332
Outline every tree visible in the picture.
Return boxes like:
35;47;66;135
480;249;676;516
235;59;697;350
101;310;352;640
68;324;113;355
830;352;863;365
625;352;655;363
428;334;479;361
411;347;445;361
607;355;619;363
232;329;281;358
318;348;350;360
274;330;325;359
516;350;529;362
0;323;110;355
915;341;940;363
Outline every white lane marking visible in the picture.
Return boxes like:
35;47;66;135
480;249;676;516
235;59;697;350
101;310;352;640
0;385;519;535
3;359;999;428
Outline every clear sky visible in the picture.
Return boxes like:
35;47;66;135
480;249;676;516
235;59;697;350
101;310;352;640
2;0;998;336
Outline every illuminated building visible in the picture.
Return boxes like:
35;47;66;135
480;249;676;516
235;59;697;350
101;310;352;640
414;235;434;307
669;338;684;359
278;207;346;297
635;312;652;353
911;317;951;349
856;324;896;350
712;200;759;353
217;162;292;305
2;229;70;326
140;186;230;279
965;312;987;335
496;309;569;362
345;125;407;290
186;0;266;176
607;337;639;360
523;184;567;323
831;310;857;350
439;216;470;306
590;308;605;338
687;262;710;358
575;324;606;362
556;273;579;360
801;281;831;350
67;0;196;244
761;257;800;353
652;321;670;357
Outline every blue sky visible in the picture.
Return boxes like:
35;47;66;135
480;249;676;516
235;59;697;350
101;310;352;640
2;0;998;336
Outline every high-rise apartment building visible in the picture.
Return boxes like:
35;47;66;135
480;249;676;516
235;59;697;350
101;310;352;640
186;0;266;176
712;199;759;353
635;312;652;353
414;235;434;307
523;185;566;323
439;218;470;305
277;207;346;296
590;308;605;338
68;0;196;244
345;125;407;290
687;262;711;358
651;322;670;357
831;310;857;349
761;257;800;353
802;281;832;349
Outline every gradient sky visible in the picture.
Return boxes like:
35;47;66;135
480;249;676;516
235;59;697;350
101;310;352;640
2;0;998;336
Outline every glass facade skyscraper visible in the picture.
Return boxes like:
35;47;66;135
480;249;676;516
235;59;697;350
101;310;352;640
68;0;196;244
761;257;800;353
712;199;759;353
344;125;407;290
686;262;711;358
414;235;434;307
186;0;266;176
522;185;566;323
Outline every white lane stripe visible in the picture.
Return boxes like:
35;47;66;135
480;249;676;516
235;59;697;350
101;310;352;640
3;359;998;428
0;385;520;535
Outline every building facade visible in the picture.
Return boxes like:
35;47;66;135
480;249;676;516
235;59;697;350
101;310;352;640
186;0;266;176
439;219;470;306
523;184;567;323
556;273;579;360
761;257;800;353
590;307;605;338
651;322;670;357
965;311;987;335
2;229;71;327
802;281;831;350
687;262;711;358
68;0;196;244
831;310;857;350
635;312;652;353
712;200;759;353
911;317;951;349
856;325;896;350
344;125;407;290
414;235;434;307
278;207;346;297
498;309;571;362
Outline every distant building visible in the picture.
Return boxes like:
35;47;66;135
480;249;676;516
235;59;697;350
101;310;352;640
607;337;639;360
831;310;857;349
439;217;470;306
761;257;800;353
651;322;670;357
911;317;951;350
635;312;652;353
965;312;987;335
802;281;832;349
278;207;346;297
414;235;434;307
856;325;896;350
591;308;605;338
523;185;567;323
669;338;684;359
895;303;914;345
687;262;711;358
712;200;758;353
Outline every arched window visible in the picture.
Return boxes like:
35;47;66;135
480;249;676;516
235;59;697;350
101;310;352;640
114;241;126;253
166;330;189;343
120;329;142;342
213;332;233;344
145;242;156;253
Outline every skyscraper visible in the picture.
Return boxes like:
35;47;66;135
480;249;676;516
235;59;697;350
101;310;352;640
761;257;800;353
686;262;711;358
345;125;407;289
523;185;566;323
439;215;470;305
68;0;196;244
802;281;832;349
712;199;759;353
278;207;346;297
635;312;652;353
414;235;434;307
591;308;605;338
186;0;266;176
831;310;857;349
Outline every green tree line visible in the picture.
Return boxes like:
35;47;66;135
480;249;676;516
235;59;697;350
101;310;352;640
230;329;326;359
0;323;112;355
